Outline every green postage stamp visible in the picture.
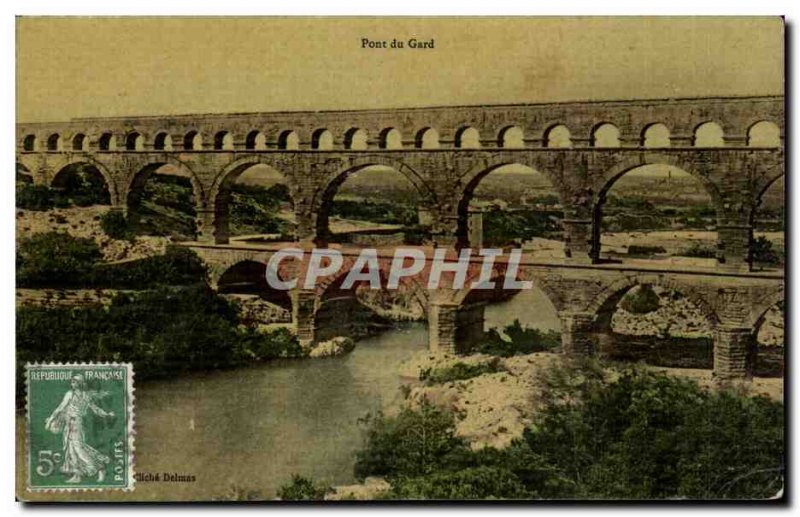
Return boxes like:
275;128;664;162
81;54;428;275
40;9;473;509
25;363;135;491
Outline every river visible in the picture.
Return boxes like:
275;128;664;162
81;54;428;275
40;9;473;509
129;322;428;501
127;288;560;500
18;288;562;501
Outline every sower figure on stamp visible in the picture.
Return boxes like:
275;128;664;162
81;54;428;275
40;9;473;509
44;374;115;483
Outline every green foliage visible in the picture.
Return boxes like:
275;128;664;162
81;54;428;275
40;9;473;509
235;182;291;204
419;358;503;385
606;195;659;212
682;242;717;258
523;368;784;499
16;232;102;288
16;232;206;289
619;284;661;315
16;286;305;393
474;320;560;357
354;400;467;480
402;226;431;246
482;209;561;247
603;213;669;232
277;474;328;501
53;166;110;206
331;199;417;226
603;195;714;232
133;175;197;239
238;327;306;360
751;236;782;265
388;466;531;500
16;170;33;184
601;334;714;370
100;210;135;240
16;167;110;210
527;193;560;206
627;245;666;256
90;247;207;289
16;184;56;211
16;168;111;210
351;364;783;500
230;183;291;236
132;178;296;240
143;175;196;212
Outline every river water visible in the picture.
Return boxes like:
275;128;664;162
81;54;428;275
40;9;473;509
130;323;428;500
18;288;561;501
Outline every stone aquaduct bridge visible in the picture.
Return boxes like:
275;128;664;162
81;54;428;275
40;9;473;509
16;96;785;379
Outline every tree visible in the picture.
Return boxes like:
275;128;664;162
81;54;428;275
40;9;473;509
16;232;101;287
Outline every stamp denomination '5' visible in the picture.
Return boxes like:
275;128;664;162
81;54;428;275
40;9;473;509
26;363;135;491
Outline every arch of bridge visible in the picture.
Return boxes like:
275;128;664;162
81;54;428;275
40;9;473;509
204;251;276;289
46;155;121;205
753;169;786;205
14;147;784;235
311;154;435;210
456;157;567;202
583;273;721;329
314;253;407;298
208;155;297;209
747;285;785;331
590;152;725;211
122;155;206;210
446;264;564;311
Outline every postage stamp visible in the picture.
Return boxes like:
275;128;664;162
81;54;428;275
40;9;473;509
25;363;135;492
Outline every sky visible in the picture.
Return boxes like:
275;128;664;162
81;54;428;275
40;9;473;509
16;16;784;122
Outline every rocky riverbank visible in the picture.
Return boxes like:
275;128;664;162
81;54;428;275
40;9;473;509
397;348;783;452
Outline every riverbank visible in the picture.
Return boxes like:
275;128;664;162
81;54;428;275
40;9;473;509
397;350;783;451
320;347;784;500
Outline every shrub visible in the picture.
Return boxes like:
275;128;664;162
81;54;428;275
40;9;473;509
419;358;503;385
277;475;328;501
16;184;55;211
100;210;136;240
229;183;292;236
16;286;306;398
132;175;197;239
682;242;717;258
16;232;101;287
90;246;207;288
403;227;431;246
16;232;206;289
57;166;111;206
230;193;285;235
619;284;660;314
482;210;561;248
388;466;530;500
474;320;560;357
142;175;196;213
354;400;468;480
627;245;666;256
604;213;668;232
523;368;784;499
751;236;782;265
242;327;306;360
331;199;417;226
350;364;784;500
